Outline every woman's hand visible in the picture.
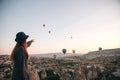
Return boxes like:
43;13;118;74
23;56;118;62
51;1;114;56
27;39;34;47
31;39;34;43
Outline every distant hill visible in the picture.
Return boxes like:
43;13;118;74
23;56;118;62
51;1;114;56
0;53;9;55
84;48;120;59
30;53;83;58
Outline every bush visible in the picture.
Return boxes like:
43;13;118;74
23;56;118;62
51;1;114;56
4;74;11;79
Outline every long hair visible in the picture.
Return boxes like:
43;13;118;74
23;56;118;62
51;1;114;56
10;40;29;61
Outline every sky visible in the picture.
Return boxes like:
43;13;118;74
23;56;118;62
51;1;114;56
0;0;120;54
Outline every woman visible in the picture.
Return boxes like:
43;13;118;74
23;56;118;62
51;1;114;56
10;32;34;80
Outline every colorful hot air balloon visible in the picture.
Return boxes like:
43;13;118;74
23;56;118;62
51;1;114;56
62;49;67;54
72;50;75;54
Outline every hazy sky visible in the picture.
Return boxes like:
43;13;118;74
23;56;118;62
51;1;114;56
0;0;120;54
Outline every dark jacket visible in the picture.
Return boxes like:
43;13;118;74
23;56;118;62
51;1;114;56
12;46;29;80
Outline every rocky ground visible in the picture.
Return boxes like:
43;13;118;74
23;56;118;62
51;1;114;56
0;55;120;80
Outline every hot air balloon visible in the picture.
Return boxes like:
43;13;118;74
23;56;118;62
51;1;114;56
62;49;67;54
99;47;102;51
48;31;51;34
72;50;75;54
53;55;57;59
43;24;45;27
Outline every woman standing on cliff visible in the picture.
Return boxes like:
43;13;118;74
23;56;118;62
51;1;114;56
10;32;34;80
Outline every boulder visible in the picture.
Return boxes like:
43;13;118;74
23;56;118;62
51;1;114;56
28;68;40;80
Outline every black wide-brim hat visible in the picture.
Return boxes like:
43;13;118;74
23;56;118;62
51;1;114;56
15;32;29;43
